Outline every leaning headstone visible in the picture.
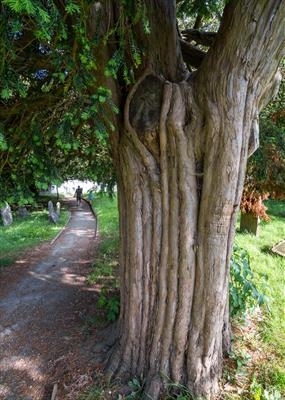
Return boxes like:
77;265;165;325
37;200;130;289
56;201;61;216
17;206;29;218
1;202;13;226
48;201;59;224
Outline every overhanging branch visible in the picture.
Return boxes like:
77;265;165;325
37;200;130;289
182;29;217;47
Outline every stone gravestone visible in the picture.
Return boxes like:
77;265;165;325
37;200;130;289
56;201;61;216
48;201;59;224
1;202;13;226
17;206;29;218
240;213;260;236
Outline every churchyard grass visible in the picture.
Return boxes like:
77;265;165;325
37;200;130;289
85;194;120;325
86;197;285;399
87;193;119;287
229;199;285;399
236;200;285;357
0;209;69;270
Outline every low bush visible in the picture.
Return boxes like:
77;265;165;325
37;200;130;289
230;245;267;317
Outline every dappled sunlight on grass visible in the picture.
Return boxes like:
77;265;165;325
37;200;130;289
0;210;69;269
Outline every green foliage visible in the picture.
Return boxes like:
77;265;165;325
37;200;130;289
244;63;285;201
87;194;120;322
97;287;120;322
250;375;283;400
177;0;224;31
0;1;106;202
236;200;285;357
163;382;196;399
246;119;285;199
0;0;149;203
230;245;267;317
87;194;119;286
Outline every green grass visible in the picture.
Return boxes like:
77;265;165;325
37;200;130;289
0;209;69;270
236;200;285;357
85;194;120;325
87;194;119;286
233;199;285;398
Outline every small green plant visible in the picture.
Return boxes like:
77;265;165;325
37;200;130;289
229;349;251;372
160;375;202;400
79;386;105;400
229;245;267;317
256;364;285;397
123;378;144;399
250;376;283;400
164;382;195;400
97;287;120;322
250;376;263;400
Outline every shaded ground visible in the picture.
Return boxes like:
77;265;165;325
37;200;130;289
0;199;102;400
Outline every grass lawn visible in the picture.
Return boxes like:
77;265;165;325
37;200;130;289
236;200;285;355
231;200;285;399
86;196;284;399
0;207;69;270
88;194;119;288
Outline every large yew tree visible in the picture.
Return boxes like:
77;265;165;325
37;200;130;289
1;0;285;398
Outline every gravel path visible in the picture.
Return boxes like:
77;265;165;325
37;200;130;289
0;199;99;400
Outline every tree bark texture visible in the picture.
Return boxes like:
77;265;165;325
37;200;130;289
104;0;285;398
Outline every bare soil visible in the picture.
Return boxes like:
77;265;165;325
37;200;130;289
0;199;105;400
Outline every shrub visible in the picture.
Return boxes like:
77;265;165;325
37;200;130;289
240;186;270;221
229;245;267;317
97;287;120;322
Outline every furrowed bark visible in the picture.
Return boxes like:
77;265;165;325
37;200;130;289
105;0;285;399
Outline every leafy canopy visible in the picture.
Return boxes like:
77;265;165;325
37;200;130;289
6;0;281;207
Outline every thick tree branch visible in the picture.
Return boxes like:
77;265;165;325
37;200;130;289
182;29;217;47
193;15;203;30
179;39;206;69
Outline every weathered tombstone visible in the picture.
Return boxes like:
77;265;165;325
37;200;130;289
17;206;29;218
240;213;259;235
56;201;61;216
48;200;59;224
48;200;54;214
1;202;13;226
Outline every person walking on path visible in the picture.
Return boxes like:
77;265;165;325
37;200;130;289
75;185;83;205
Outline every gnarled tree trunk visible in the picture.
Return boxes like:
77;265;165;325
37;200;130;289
108;72;246;397
101;0;285;398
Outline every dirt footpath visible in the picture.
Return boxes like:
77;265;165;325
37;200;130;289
0;199;100;400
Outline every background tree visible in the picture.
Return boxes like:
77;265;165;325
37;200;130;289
0;1;285;398
245;65;285;200
240;65;285;231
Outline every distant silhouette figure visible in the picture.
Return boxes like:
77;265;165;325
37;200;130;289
75;186;83;205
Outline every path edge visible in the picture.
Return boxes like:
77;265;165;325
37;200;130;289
83;198;98;237
50;211;72;245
